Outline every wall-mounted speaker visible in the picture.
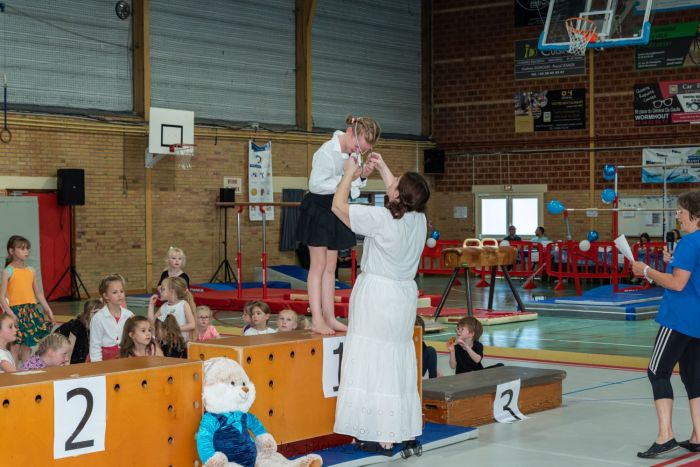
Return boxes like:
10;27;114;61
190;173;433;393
220;188;236;202
57;169;85;206
423;149;445;174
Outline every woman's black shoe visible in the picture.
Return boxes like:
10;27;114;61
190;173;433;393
679;440;700;452
356;441;394;456
637;439;679;458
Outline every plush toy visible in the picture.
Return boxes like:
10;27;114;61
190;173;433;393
197;357;323;467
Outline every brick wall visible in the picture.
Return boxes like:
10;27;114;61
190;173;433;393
429;1;700;241
0;119;427;293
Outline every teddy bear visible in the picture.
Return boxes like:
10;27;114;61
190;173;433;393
197;357;323;467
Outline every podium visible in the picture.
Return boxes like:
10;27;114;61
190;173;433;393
0;357;202;465
189;329;423;447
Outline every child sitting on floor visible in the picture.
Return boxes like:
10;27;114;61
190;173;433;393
194;305;219;342
415;315;441;378
448;316;484;374
242;300;276;336
155;315;187;358
21;333;71;370
119;316;163;358
276;309;309;332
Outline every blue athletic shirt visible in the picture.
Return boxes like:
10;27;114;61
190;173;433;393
656;229;700;338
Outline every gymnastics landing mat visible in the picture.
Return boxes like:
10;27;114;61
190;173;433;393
314;423;478;466
417;307;538;325
525;284;660;320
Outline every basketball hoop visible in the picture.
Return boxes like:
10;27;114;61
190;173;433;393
565;17;598;56
170;144;195;170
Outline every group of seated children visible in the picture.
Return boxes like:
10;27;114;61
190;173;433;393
241;300;310;335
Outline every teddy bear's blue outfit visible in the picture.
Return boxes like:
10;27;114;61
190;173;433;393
197;411;268;467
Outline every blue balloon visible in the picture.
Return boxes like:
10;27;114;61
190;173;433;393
601;188;616;205
430;230;440;240
587;230;599;242
603;164;616;181
547;199;565;215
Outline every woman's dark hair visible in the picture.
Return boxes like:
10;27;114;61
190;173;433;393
678;191;700;227
639;232;650;243
387;172;431;220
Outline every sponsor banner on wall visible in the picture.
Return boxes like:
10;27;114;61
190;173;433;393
636;22;700;70
514;0;549;27
515;39;586;79
642;148;700;183
514;88;585;133
634;81;700;125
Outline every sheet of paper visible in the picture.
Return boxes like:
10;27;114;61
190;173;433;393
614;235;635;262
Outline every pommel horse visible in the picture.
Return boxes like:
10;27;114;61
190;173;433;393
433;238;527;319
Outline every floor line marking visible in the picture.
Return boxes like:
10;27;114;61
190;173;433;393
564;375;649;395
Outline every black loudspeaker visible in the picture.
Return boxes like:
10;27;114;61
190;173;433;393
220;188;236;202
57;169;85;206
424;149;445;174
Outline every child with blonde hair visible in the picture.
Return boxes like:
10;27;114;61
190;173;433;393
0;314;18;372
21;333;71;369
0;235;54;360
242;300;276;336
447;316;484;374
276;309;309;332
120;316;163;358
56;298;102;364
154;315;187;358
148;276;195;341
194;305;219;342
156;246;190;290
90;274;134;361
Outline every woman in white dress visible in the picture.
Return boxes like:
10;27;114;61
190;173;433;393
331;152;431;454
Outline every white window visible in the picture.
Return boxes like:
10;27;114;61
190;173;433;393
474;185;546;240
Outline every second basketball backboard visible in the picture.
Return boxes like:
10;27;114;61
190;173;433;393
538;0;653;51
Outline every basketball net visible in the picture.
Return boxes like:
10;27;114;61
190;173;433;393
565;17;597;56
170;144;194;170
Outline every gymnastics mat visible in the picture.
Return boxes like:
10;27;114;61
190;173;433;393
314;423;478;466
268;265;353;290
190;281;291;293
551;284;663;306
417;307;539;325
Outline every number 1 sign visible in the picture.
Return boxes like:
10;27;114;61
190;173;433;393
54;376;107;459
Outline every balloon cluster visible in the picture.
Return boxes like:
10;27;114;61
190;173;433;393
426;229;440;248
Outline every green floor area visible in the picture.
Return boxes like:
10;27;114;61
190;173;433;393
50;273;661;360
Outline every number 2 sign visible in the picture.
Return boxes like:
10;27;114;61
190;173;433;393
54;376;107;459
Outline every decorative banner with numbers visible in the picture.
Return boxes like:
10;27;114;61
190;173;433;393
514;88;586;133
322;335;346;398
493;379;529;423
54;376;107;459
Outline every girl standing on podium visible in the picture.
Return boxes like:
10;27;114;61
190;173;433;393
331;152;430;453
296;116;380;335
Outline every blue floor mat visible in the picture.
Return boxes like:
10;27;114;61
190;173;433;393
527;284;663;306
196;281;291;291
315;423;478;466
270;265;352;290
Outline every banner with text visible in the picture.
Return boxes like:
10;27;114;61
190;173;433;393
634;81;700;125
642;147;700;183
514;88;586;133
248;140;274;221
515;39;585;79
636;22;700;70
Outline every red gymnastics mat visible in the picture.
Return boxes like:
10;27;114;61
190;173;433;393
417;306;539;325
192;288;442;319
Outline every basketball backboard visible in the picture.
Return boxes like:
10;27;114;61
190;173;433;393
148;107;194;155
538;0;653;51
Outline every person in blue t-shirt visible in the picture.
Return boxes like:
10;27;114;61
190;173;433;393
632;191;700;459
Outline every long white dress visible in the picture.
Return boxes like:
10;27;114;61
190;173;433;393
333;204;426;443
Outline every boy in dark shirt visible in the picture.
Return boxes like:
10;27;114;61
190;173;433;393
448;316;484;374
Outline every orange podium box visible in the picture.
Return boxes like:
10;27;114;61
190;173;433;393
189;328;423;446
0;357;202;466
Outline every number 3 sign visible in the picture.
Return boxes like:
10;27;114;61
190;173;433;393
493;378;528;423
54;376;107;459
